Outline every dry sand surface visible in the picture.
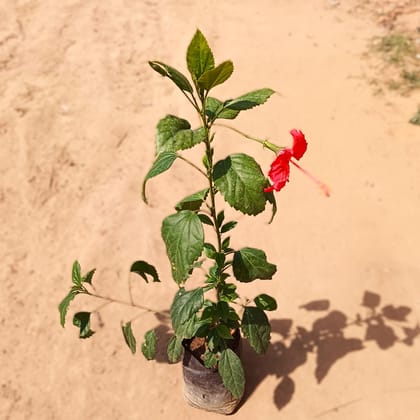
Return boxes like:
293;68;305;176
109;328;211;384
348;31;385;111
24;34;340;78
1;1;420;419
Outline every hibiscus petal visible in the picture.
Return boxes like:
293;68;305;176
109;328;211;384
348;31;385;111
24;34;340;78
266;149;292;192
290;129;307;160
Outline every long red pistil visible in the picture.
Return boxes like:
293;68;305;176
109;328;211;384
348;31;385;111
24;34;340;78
290;159;330;197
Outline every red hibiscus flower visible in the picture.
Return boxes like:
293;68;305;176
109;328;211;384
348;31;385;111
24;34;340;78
264;129;330;196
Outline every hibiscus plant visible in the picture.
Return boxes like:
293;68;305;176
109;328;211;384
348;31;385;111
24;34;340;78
58;30;327;402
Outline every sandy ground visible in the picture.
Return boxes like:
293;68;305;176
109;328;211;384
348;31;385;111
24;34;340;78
1;1;420;419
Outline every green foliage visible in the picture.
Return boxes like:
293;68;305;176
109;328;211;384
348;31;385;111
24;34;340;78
72;260;82;286
175;314;199;339
203;242;217;259
216;210;225;227
221;220;237;233
219;348;245;399
142;152;177;203
161;211;204;284
121;322;137;354
170;288;204;332
148;61;193;93
73;312;95;339
198;60;234;91
58;287;81;327
187;29;215;82
130;260;160;283
203;350;218;368
60;29;290;403
175;189;209;212
254;294;278;311
213;154;268;215
233;247;277;282
198;214;213;226
215;324;234;340
224;88;275;111
264;188;277;224
205;89;275;122
206;97;240;120
59;261;95;327
156;115;206;154
218;283;239;303
167;335;183;363
83;269;96;285
141;329;157;360
241;306;271;354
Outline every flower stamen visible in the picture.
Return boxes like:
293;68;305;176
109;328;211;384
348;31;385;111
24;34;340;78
290;159;330;197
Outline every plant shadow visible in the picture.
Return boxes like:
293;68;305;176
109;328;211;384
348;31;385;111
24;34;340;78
240;290;420;411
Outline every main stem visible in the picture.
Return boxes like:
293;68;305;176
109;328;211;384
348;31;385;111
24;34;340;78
200;109;222;254
198;97;223;300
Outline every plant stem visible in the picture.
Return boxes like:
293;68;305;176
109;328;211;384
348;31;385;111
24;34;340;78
201;116;222;254
177;154;207;177
86;291;168;316
180;89;201;114
215;123;281;154
198;103;224;301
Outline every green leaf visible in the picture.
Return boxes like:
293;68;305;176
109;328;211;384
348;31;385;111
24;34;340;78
130;260;160;283
198;60;234;91
205;97;240;121
142;151;177;203
222;236;230;250
265;188;277;224
148;61;193;93
216;210;225;227
167;335;183;363
215;301;230;323
218;283;239;303
156;115;206;154
213;154;267;215
224;88;275;111
187;29;215;82
175;189;209;212
221;221;237;233
203;350;218;368
121;322;137;354
161;211;204;284
203;242;217;259
241;307;271;354
198;214;214;226
175;315;198;339
233;247;277;282
206;90;274;120
73;312;95;339
58;286;80;327
254;294;278;311
82;269;95;285
72;261;82;286
141;329;157;360
219;348;245;399
216;324;234;340
170;287;204;331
